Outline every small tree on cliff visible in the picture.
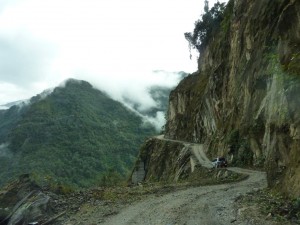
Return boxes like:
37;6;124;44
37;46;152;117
185;1;226;52
204;0;209;13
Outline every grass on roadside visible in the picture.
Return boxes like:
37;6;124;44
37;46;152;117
235;189;300;224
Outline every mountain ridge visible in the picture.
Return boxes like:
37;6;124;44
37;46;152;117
0;79;157;188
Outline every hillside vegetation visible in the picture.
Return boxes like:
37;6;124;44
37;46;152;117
0;79;156;188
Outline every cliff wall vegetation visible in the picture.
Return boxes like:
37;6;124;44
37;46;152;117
165;0;300;197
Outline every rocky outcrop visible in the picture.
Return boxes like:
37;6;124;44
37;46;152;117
0;175;51;225
164;0;300;197
131;137;192;183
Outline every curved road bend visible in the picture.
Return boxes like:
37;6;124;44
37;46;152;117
102;136;268;225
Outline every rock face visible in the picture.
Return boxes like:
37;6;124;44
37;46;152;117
131;138;191;183
133;0;300;198
164;0;300;197
0;174;51;225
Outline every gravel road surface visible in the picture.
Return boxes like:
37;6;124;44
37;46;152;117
101;137;271;225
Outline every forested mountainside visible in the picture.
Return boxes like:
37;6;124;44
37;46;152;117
0;79;156;188
135;0;300;197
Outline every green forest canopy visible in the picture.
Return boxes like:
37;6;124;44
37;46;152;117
0;79;157;189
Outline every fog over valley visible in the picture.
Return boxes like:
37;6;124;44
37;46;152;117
0;0;225;119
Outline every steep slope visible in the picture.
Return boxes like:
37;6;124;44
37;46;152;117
0;79;156;188
164;0;300;197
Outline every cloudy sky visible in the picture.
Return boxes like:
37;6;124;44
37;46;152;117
0;0;226;118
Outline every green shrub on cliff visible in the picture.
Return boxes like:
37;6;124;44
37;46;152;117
184;0;227;51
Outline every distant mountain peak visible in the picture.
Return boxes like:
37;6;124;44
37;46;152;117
0;79;157;188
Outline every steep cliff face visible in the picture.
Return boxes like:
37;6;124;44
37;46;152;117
132;138;191;183
165;0;300;197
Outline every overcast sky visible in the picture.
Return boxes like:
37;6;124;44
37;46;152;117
0;0;227;123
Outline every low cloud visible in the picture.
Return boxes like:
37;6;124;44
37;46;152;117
82;70;182;110
143;111;166;131
0;143;12;158
0;0;196;130
79;70;183;130
0;106;8;110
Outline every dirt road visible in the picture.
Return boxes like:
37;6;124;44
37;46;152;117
101;136;270;225
101;169;267;225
